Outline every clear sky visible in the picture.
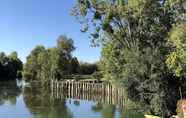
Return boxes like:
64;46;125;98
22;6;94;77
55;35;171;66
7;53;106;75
0;0;100;63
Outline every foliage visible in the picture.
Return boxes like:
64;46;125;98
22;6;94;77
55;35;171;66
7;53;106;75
23;35;97;81
23;35;75;81
91;71;102;81
166;23;186;77
23;45;47;81
78;62;98;75
0;52;23;80
72;0;186;117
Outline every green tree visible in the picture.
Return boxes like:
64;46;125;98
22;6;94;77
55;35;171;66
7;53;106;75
57;35;75;56
166;23;186;77
23;45;46;81
72;0;186;117
56;35;75;77
23;35;77;81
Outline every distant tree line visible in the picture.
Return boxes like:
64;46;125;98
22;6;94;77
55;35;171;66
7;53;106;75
23;35;98;81
0;52;23;80
78;62;98;75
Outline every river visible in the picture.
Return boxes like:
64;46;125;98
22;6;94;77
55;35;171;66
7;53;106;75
0;80;144;118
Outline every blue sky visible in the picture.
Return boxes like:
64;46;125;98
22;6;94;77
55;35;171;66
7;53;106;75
0;0;100;63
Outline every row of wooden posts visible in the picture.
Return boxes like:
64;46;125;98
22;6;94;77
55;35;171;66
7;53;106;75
51;80;127;108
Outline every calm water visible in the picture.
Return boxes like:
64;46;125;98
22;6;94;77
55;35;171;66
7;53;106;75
0;80;144;118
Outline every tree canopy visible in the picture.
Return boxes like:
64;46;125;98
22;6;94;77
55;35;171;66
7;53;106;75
23;35;97;81
0;51;23;80
72;0;186;117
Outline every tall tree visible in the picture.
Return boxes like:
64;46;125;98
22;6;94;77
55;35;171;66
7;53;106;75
72;0;186;117
56;35;75;77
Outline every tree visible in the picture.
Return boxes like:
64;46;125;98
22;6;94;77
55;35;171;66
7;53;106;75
78;62;97;75
57;35;75;57
166;23;186;77
9;52;23;78
72;0;186;117
69;57;79;74
56;35;75;77
23;35;77;81
23;45;46;81
0;51;23;80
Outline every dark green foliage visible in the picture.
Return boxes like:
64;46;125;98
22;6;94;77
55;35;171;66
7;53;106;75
0;52;23;80
78;62;98;75
69;57;79;74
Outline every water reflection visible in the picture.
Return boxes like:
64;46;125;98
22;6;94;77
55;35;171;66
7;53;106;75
51;81;144;118
23;82;73;118
94;104;116;118
91;103;144;118
0;80;21;105
0;81;144;118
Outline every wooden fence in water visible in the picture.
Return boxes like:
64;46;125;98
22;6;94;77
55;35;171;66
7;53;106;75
51;80;127;108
